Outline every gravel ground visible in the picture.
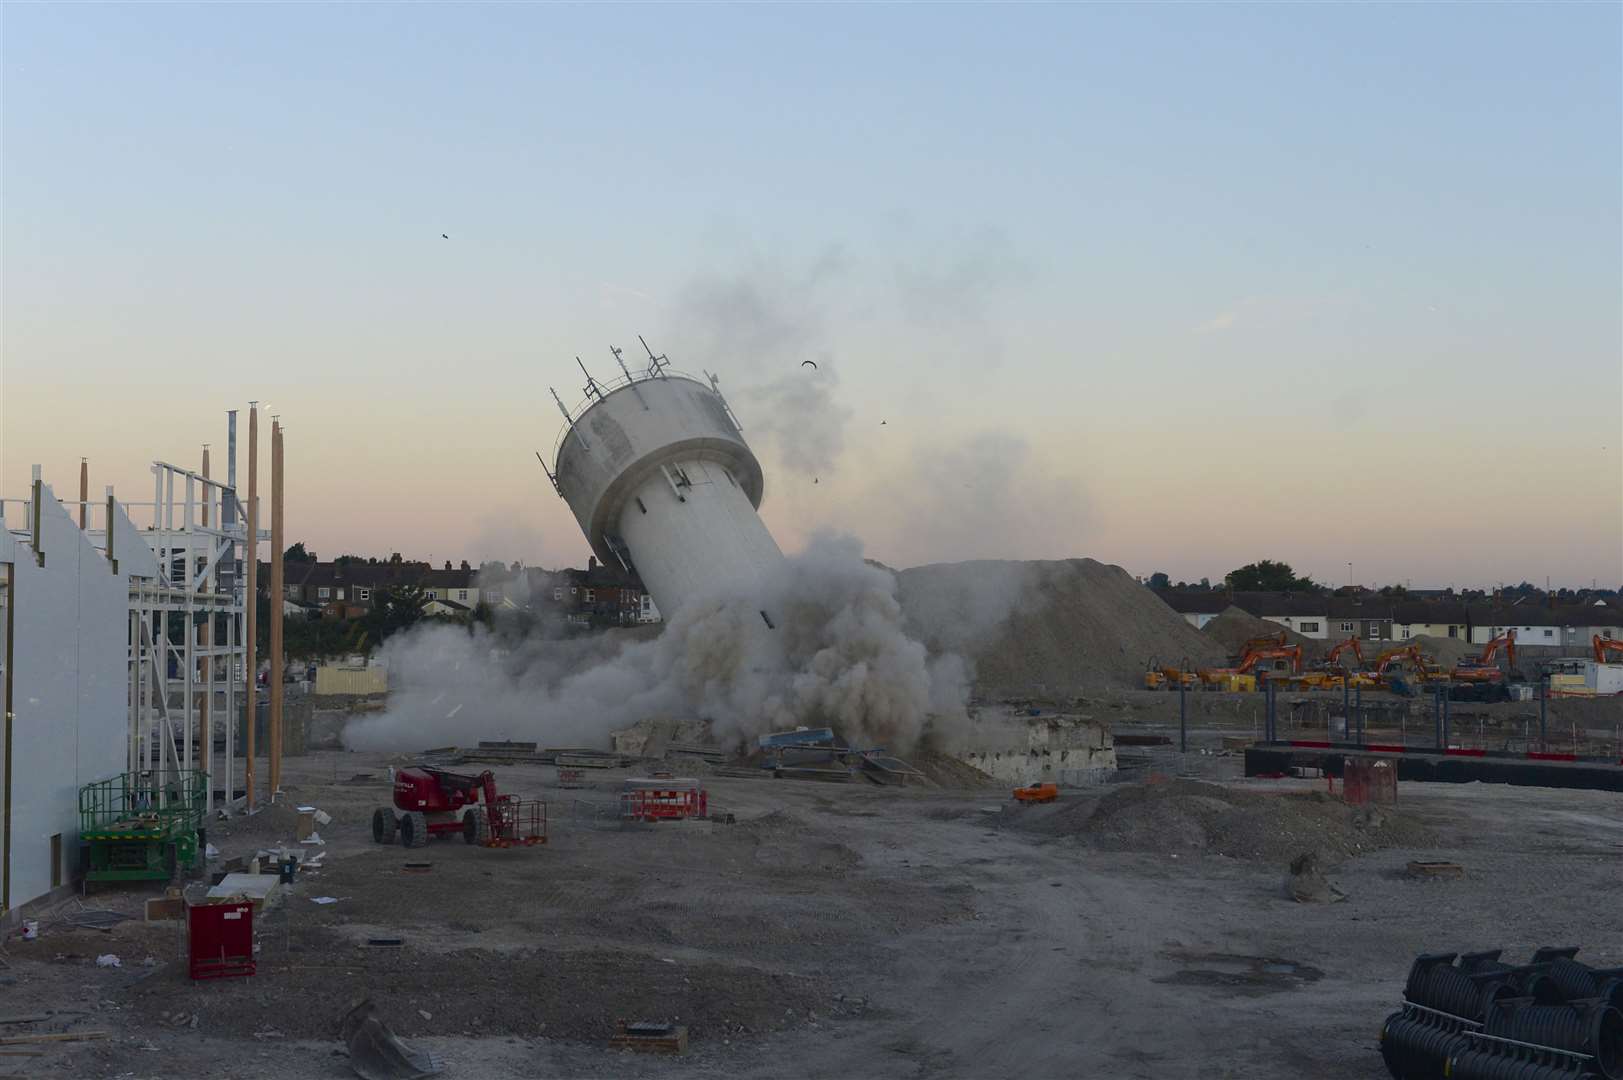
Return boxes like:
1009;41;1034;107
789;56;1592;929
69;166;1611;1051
2;748;1619;1080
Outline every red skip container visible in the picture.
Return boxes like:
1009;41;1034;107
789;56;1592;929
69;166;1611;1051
187;902;256;980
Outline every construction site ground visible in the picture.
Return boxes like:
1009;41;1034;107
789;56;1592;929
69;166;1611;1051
5;740;1620;1080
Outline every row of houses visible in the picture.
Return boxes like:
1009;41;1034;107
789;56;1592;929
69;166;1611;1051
265;556;660;627
1158;590;1623;648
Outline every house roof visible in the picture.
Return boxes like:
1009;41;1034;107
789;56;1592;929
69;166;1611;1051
1233;592;1330;617
1388;600;1469;624
1156;591;1230;615
420;568;476;589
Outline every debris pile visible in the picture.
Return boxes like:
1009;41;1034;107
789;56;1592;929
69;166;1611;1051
1009;778;1435;861
896;558;1227;697
1201;606;1321;659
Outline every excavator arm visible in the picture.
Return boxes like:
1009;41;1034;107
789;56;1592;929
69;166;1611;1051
1325;636;1363;668
1595;635;1623;663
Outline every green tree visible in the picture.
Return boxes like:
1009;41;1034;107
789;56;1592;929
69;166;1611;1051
362;584;427;644
283;541;314;563
1147;572;1171;590
1224;560;1320;593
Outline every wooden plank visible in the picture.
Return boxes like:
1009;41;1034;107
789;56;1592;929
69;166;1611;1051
0;1017;49;1026
1406;861;1465;879
0;1032;108;1046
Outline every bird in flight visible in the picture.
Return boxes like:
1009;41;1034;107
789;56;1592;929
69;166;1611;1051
442;233;449;239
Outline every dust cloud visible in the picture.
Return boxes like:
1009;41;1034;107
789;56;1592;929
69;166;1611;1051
342;533;1021;756
736;362;852;478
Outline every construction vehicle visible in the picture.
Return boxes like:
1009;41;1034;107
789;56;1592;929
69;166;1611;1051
1143;657;1166;691
1453;631;1516;684
372;766;545;848
1144;656;1200;691
1291;636;1367;690
79;770;206;887
1593;635;1623;663
1013;781;1059;804
1199;644;1301;691
1324;636;1363;669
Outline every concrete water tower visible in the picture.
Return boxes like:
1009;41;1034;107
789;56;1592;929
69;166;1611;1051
545;340;785;620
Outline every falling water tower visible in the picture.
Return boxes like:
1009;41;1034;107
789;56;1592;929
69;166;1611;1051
545;340;785;621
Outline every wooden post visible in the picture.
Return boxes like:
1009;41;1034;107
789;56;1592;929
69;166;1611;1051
199;447;211;796
78;459;88;529
244;405;258;810
269;420;284;794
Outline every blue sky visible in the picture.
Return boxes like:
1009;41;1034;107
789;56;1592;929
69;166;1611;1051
4;3;1619;586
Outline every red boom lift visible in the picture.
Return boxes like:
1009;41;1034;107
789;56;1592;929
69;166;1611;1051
372;767;545;848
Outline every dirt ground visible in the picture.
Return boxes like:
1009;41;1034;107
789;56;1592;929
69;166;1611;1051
3;745;1620;1080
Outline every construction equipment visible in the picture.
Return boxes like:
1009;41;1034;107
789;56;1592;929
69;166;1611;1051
1013;781;1059;803
1199;644;1300;691
78;770;206;887
1144;656;1199;691
1239;644;1303;679
1594;635;1623;663
1454;631;1516;684
1325;636;1363;669
1143;658;1166;691
372;767;545;849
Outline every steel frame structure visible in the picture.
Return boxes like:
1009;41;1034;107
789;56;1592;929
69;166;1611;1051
122;459;260;816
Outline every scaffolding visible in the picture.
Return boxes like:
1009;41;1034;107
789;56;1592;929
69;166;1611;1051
118;459;260;815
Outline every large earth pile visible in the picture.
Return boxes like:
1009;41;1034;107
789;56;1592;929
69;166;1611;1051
894;558;1226;698
1201;606;1323;661
1408;633;1475;668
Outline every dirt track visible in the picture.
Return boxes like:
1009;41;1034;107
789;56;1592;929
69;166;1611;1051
5;749;1620;1080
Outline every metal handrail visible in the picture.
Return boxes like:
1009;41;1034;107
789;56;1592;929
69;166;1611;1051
549;366;720;460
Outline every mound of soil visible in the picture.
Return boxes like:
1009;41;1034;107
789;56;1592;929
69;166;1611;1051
1016;779;1434;863
895;559;1226;697
1202;607;1321;661
1410;634;1475;668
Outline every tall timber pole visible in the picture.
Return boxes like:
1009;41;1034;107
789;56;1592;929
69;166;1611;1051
244;404;258;810
269;419;284;796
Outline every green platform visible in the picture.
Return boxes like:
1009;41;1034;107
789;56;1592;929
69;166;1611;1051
78;771;205;884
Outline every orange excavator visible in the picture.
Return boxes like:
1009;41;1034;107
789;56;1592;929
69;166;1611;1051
1295;637;1372;690
1324;636;1364;669
1368;643;1446;689
1453;631;1516;684
1593;635;1623;663
1200;644;1303;690
1372;644;1423;677
1241;644;1304;676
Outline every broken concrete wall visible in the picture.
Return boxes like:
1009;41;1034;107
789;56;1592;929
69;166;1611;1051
954;708;1116;787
